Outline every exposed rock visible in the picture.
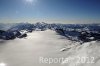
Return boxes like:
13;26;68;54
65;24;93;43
18;33;27;38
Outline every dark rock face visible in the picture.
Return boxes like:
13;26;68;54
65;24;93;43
55;29;65;36
0;31;16;40
79;31;91;42
3;34;16;40
55;29;100;43
91;32;100;40
79;31;100;42
13;31;21;37
0;30;5;34
18;33;27;38
0;30;6;39
0;30;27;40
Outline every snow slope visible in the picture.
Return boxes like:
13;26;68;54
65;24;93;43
0;30;100;66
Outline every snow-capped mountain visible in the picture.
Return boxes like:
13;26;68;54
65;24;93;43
0;22;100;66
0;22;100;43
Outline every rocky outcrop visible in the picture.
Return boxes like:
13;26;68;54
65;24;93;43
0;30;27;40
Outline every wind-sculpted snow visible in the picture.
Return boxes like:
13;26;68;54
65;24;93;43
61;41;100;66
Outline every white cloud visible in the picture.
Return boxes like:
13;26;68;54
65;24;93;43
0;30;100;66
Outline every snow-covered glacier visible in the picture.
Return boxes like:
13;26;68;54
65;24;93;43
0;22;100;66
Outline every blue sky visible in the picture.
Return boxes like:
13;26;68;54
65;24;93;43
0;0;100;23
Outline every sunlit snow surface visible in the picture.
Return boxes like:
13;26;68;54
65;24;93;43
0;30;100;66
